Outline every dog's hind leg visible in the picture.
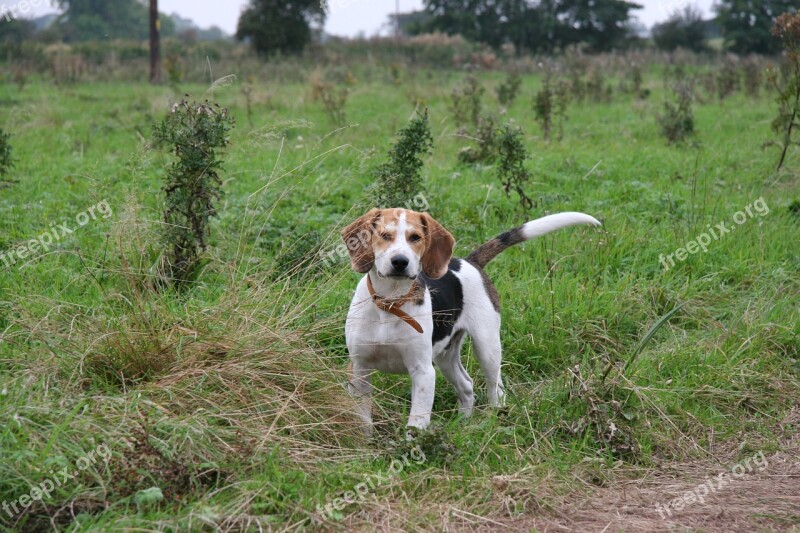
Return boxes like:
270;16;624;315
472;331;505;407
435;331;475;417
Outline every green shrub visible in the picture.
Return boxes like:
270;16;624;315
495;125;534;212
630;63;644;96
372;109;433;208
319;84;348;126
765;13;800;171
534;74;570;141
716;55;741;100
450;74;484;131
153;99;235;286
0;128;14;183
457;114;498;164
743;56;764;98
164;52;186;86
310;71;349;126
496;70;522;106
658;82;695;144
586;68;612;103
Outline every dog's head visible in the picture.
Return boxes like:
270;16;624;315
341;208;455;279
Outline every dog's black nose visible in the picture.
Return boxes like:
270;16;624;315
391;255;409;271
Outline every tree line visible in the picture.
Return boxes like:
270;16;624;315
1;0;796;57
0;0;224;44
652;0;796;54
236;0;797;56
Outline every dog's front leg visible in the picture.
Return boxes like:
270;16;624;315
348;363;373;436
406;360;436;431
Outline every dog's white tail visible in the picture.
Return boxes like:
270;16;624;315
467;212;601;268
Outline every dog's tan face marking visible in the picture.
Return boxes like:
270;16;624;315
372;209;424;279
372;209;427;263
341;208;455;280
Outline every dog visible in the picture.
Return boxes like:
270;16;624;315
342;208;601;433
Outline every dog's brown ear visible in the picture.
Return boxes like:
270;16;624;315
420;213;454;279
341;209;380;273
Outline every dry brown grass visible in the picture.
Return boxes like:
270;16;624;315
6;200;369;472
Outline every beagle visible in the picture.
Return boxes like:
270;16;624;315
342;208;601;433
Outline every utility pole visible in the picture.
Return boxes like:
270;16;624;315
149;0;161;84
395;0;400;38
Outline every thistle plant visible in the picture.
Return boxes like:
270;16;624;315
496;125;535;212
0;128;14;185
534;74;570;141
457;114;498;164
450;75;484;132
496;70;522;106
658;81;695;145
372;109;434;208
153;99;235;286
766;13;800;171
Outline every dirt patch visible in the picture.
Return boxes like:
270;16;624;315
424;443;800;533
342;443;800;533
516;410;800;532
347;409;800;532
523;448;800;532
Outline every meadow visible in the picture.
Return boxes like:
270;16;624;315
0;52;799;531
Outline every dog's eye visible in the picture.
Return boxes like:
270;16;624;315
380;233;393;241
409;234;422;243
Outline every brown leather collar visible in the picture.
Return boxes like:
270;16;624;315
366;275;424;334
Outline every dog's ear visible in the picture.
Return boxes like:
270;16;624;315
420;213;454;279
341;209;380;273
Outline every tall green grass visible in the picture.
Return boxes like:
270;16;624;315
0;61;798;530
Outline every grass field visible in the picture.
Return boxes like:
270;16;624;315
1;62;799;531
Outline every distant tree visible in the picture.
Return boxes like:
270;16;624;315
423;0;528;49
652;4;709;52
545;0;643;52
420;0;641;52
198;26;227;41
391;10;434;36
714;0;797;54
0;18;36;44
54;0;175;41
504;0;544;52
236;0;325;55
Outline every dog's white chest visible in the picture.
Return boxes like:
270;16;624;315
345;290;432;374
347;327;423;373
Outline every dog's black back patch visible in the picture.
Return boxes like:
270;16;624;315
421;258;464;345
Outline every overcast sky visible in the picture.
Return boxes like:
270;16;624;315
24;0;717;37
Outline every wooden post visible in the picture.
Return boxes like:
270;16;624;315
149;0;161;84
